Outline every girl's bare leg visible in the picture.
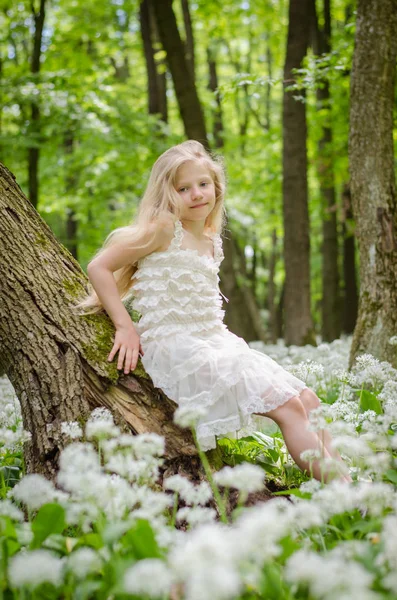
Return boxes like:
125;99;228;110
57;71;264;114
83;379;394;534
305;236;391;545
299;388;353;483
255;396;347;483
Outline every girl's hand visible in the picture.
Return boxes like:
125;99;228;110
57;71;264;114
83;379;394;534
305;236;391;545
108;324;144;374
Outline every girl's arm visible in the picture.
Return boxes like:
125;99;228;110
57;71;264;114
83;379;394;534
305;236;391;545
87;221;171;373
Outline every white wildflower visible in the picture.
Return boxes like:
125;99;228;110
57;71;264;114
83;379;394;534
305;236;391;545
307;406;329;432
0;499;24;521
300;448;322;462
299;479;322;494
169;523;243;600
129;433;165;458
174;405;208;428
105;453;161;483
330;435;374;459
124;559;173;598
213;463;265;493
16;522;34;546
285;548;375;600
388;336;397;346
232;500;293;565
88;407;114;422
176;506;217;526
164;475;212;506
8;549;65;588
61;421;83;439
11;474;57;511
67;547;102;579
85;420;120;440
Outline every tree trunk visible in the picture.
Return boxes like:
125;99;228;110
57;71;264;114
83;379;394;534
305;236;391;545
207;43;224;149
181;0;195;82
267;228;279;343
341;183;358;334
64;131;78;260
139;0;167;122
311;0;341;342
282;0;315;346
0;163;198;479
221;233;268;343
348;0;397;368
28;0;46;209
151;0;208;147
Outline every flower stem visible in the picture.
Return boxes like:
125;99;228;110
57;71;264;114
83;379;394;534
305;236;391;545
191;429;228;524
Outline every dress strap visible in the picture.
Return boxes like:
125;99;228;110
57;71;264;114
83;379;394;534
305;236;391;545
169;219;184;251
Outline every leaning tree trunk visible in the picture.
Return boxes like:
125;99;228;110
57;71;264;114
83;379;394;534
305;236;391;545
0;163;199;479
282;0;315;346
348;0;397;369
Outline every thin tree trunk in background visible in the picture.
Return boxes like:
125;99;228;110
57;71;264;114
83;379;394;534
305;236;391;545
311;0;341;343
221;233;267;343
247;231;258;297
265;40;272;131
341;183;358;334
139;0;167;121
276;281;285;340
149;1;168;123
268;228;279;343
349;0;397;368
181;0;195;82
151;0;208;147
64;132;78;260
282;0;315;346
207;43;224;148
28;0;46;209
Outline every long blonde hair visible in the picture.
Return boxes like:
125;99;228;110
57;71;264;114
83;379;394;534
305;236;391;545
75;140;227;315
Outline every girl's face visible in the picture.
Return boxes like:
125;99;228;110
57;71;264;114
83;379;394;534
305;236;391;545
174;160;216;221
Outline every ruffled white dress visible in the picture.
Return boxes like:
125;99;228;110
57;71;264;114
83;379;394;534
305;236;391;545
130;219;307;451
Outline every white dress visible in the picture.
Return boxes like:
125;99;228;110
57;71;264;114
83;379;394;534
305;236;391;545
130;219;307;451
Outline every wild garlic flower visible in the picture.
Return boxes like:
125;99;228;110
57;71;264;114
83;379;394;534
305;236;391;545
176;506;217;526
61;421;83;439
164;475;212;506
11;474;58;511
285;548;375;600
0;498;24;522
123;559;174;598
8;549;65;589
67;547;102;579
213;463;265;493
173;405;208;428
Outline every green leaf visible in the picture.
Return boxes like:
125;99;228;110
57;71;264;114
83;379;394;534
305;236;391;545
357;390;383;415
272;488;312;499
31;504;66;549
73;533;104;551
120;519;161;560
384;469;397;485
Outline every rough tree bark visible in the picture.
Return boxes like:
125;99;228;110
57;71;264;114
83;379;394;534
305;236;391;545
348;0;397;368
282;0;315;346
0;163;200;480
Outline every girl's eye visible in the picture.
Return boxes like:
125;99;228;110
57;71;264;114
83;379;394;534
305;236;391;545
179;187;188;192
200;182;208;187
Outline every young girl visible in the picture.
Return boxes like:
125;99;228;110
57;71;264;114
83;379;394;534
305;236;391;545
78;140;352;484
